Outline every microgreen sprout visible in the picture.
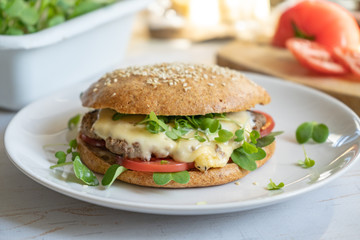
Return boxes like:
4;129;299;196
73;156;99;186
214;129;233;143
102;164;127;187
296;122;329;144
67;114;81;130
267;179;284;190
50;139;99;186
153;171;190;185
234;129;245;142
298;145;315;168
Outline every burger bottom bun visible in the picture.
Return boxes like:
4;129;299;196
77;135;276;188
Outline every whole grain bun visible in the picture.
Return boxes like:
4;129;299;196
77;135;276;188
81;63;270;116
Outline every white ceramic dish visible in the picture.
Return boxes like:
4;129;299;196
0;0;151;110
5;73;360;215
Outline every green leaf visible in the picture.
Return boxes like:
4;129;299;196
296;122;329;144
194;131;206;142
215;129;233;143
71;151;80;161
146;121;162;134
251;147;266;161
200;118;219;133
267;179;284;190
312;123;329;143
250;130;260;144
55;151;67;164
102;164;127;187
256;131;283;147
171;171;190;184
68;139;77;150
298;145;315;168
153;172;172;185
4;0;26;17
296;122;313;144
234;129;244;142
49;161;73;169
0;0;7;10
231;148;257;171
70;1;102;18
5;27;24;35
165;129;179;140
68;114;81;130
47;14;65;27
153;171;190;185
19;6;39;25
73;156;99;186
298;159;315;168
242;141;258;154
149;111;168;131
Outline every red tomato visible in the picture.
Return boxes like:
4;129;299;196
272;0;360;52
333;47;360;77
254;111;275;137
286;38;348;74
121;158;194;172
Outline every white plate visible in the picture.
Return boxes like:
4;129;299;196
5;73;360;215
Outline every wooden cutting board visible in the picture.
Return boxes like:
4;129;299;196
216;41;360;116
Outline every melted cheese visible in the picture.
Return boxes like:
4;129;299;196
93;109;254;171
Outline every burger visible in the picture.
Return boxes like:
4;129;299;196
77;63;276;188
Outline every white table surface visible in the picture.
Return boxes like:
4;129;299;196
1;38;360;240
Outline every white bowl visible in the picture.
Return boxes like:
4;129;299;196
0;0;151;110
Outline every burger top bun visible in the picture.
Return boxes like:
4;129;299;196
81;63;270;116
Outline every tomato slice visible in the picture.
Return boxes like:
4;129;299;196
253;111;275;137
286;38;348;74
121;158;194;172
333;47;360;78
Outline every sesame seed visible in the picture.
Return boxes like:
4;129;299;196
96;63;244;90
111;93;116;97
93;88;98;92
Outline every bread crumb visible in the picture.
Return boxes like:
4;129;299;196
253;182;258;185
235;181;241;185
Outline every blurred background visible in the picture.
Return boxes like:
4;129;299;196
1;0;360;112
138;0;360;42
